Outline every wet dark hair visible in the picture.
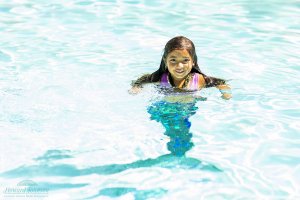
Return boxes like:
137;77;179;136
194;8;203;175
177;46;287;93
133;36;226;87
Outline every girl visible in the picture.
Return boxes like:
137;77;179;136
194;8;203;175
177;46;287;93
130;36;232;99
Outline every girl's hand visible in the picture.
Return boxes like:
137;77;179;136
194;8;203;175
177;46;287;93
216;84;232;100
128;86;142;95
221;93;232;100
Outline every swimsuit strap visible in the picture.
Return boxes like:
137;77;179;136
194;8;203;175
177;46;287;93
190;73;199;90
161;72;171;87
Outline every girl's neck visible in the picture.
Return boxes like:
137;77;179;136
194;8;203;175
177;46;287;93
173;78;185;88
168;73;190;88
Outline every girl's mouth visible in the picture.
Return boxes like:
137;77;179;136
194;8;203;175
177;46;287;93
175;70;184;74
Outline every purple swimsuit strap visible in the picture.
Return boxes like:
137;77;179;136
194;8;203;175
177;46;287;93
190;73;199;90
161;72;170;87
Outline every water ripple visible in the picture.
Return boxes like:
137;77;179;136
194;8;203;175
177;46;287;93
0;0;299;199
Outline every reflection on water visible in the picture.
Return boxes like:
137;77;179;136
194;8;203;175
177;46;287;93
86;187;168;200
0;96;221;199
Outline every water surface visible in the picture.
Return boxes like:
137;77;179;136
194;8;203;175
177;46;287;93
0;0;299;199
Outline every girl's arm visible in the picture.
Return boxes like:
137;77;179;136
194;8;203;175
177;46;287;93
128;74;151;95
199;74;232;100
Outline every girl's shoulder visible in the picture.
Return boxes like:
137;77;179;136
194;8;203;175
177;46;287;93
191;72;206;89
131;73;152;87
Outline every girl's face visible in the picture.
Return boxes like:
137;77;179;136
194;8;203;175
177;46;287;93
165;49;194;81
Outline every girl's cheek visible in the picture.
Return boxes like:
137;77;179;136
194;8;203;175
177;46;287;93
169;64;176;68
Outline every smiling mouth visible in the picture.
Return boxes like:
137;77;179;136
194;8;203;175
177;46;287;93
175;70;184;74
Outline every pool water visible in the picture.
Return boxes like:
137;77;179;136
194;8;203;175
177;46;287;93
0;0;299;199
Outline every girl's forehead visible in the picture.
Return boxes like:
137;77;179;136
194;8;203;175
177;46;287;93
167;49;191;58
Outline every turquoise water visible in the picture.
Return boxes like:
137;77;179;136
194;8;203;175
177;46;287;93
0;0;299;199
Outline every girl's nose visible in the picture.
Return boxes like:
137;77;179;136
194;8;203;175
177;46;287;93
177;62;184;68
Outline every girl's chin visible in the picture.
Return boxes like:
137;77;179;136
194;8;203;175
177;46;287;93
173;73;187;79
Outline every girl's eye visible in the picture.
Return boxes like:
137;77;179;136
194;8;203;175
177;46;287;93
168;58;190;64
182;59;190;64
169;59;176;63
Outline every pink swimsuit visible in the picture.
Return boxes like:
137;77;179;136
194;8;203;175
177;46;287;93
160;72;201;91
